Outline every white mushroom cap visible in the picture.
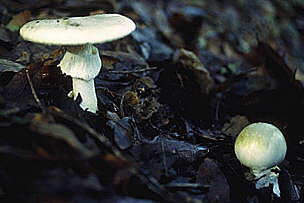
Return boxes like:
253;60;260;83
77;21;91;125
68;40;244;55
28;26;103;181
234;122;287;173
19;14;136;45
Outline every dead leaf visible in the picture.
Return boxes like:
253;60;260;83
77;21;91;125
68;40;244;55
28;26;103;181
197;158;230;203
130;136;208;166
222;115;249;137
15;51;30;64
173;48;214;94
136;76;157;89
0;59;25;73
0;28;10;42
246;42;296;88
30;113;95;158
107;113;134;150
101;50;148;68
135;97;160;120
122;91;140;108
6;10;32;32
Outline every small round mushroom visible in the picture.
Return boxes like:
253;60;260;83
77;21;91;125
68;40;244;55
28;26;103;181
20;14;136;113
234;122;287;196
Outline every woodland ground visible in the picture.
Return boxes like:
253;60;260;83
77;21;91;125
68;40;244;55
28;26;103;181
0;0;303;202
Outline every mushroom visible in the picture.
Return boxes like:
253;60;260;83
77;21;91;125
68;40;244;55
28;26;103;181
19;14;136;113
234;122;287;197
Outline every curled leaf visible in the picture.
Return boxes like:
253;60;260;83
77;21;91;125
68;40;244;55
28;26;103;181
30;113;95;158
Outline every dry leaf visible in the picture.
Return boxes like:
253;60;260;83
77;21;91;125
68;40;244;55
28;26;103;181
6;10;32;32
222;115;249;137
197;158;230;203
174;48;214;94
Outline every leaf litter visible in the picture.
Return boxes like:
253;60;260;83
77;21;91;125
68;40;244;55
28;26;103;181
0;0;304;202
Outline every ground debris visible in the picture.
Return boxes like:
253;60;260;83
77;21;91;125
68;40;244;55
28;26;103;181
0;0;303;202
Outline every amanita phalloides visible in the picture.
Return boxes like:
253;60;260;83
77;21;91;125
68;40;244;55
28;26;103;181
20;14;136;113
234;122;287;197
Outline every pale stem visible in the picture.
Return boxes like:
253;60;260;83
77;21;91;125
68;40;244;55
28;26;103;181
252;166;281;197
73;78;97;113
58;44;101;113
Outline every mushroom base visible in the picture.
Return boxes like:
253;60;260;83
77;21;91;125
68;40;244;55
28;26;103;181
72;78;98;113
250;166;281;197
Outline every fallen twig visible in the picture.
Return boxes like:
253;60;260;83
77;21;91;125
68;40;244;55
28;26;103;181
25;68;45;112
108;67;158;74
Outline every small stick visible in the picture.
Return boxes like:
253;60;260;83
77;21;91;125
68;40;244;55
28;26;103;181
161;139;168;176
0;107;21;116
25;69;44;111
108;67;157;74
165;182;210;189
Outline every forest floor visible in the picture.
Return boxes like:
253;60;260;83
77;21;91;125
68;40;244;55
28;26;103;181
0;0;303;202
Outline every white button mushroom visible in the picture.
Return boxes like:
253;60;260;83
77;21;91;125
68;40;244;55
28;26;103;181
234;122;287;197
19;14;136;113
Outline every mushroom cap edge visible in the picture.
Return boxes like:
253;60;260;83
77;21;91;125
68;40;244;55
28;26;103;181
19;14;136;46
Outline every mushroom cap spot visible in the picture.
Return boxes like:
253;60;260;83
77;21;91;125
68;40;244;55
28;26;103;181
19;14;136;45
234;122;287;172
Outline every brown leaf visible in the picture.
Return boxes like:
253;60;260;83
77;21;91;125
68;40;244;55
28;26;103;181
173;48;214;94
136;76;157;89
101;51;148;68
89;153;134;186
107;115;134;150
101;154;134;169
197;158;230;203
247;42;297;88
6;10;32;32
222;115;249;138
122;91;140;108
152;4;184;48
30;113;95;158
135;97;160;120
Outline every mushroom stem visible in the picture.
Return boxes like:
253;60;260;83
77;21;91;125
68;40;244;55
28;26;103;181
72;78;97;113
252;166;281;197
58;44;101;113
234;122;287;197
